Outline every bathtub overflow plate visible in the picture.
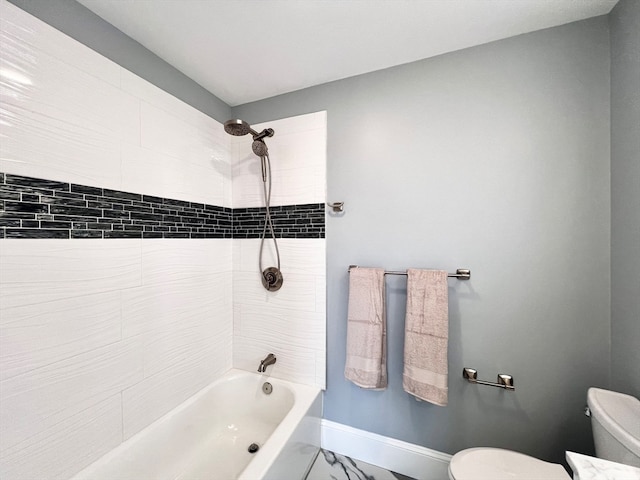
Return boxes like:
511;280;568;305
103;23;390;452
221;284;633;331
262;382;273;395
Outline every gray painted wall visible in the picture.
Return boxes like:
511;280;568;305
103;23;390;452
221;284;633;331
609;0;640;399
234;17;611;463
7;0;231;122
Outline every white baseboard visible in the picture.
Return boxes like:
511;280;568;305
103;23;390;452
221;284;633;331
320;420;452;480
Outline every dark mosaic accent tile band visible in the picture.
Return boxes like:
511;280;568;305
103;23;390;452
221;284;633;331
0;173;232;240
0;173;325;239
234;204;325;239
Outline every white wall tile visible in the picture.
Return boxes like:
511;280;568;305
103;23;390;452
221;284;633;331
142;317;231;378
120;68;226;141
128;254;233;383
0;290;122;381
232;130;326;208
183;159;230;207
0;338;142;451
122;341;231;440
0;240;142;309
140;101;218;167
120;142;229;206
120;240;234;438
140;239;232;284
1;0;232;207
233;271;317;312
120;143;187;199
134;103;231;205
235;304;325;349
0;34;139;187
232;249;326;389
232;112;327;208
233;303;242;337
233;300;325;389
315;275;327;313
315;350;326;388
267;128;326;204
0;1;121;88
120;71;232;206
121;274;231;340
0;101;122;189
0;395;123;480
234;238;326;276
233;335;317;386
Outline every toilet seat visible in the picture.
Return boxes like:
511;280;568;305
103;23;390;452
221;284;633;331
448;447;571;480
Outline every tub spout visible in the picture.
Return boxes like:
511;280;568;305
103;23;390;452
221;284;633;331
258;353;276;373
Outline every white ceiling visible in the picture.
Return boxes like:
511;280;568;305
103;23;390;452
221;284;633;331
76;0;617;107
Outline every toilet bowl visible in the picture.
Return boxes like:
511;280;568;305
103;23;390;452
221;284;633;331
448;447;571;480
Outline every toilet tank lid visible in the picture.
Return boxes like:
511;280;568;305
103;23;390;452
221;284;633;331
587;387;640;455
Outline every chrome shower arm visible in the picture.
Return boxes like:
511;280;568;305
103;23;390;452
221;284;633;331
253;128;274;141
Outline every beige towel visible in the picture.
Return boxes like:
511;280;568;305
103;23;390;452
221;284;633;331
344;267;387;389
403;269;449;405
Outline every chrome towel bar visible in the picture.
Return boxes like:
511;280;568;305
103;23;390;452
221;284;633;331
463;367;515;391
348;265;471;280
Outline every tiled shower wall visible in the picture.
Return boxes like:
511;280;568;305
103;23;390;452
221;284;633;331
0;2;326;479
0;2;233;478
231;112;327;389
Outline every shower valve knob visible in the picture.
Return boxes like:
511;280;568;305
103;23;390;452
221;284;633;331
262;267;283;291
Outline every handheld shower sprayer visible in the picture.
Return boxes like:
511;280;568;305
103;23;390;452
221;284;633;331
252;141;268;181
223;119;282;292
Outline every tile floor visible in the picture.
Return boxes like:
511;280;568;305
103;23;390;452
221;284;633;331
306;449;417;480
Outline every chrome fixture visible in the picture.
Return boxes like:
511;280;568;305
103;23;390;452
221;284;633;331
262;382;273;395
258;353;277;373
348;265;471;280
223;119;274;141
327;201;344;213
463;367;515;390
224;119;282;292
261;267;283;291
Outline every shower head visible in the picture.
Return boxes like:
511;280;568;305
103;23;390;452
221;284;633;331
224;119;275;142
225;119;274;168
252;139;268;157
224;119;258;137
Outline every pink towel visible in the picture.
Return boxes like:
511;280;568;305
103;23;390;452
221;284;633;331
403;269;449;405
344;267;387;389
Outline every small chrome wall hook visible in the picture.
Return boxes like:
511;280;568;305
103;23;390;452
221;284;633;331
327;202;344;213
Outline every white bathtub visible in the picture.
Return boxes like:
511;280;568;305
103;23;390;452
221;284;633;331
71;369;322;480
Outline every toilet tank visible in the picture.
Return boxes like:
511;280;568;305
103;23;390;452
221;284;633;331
587;387;640;467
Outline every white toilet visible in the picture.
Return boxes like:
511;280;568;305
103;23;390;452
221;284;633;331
448;387;640;480
587;387;640;467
